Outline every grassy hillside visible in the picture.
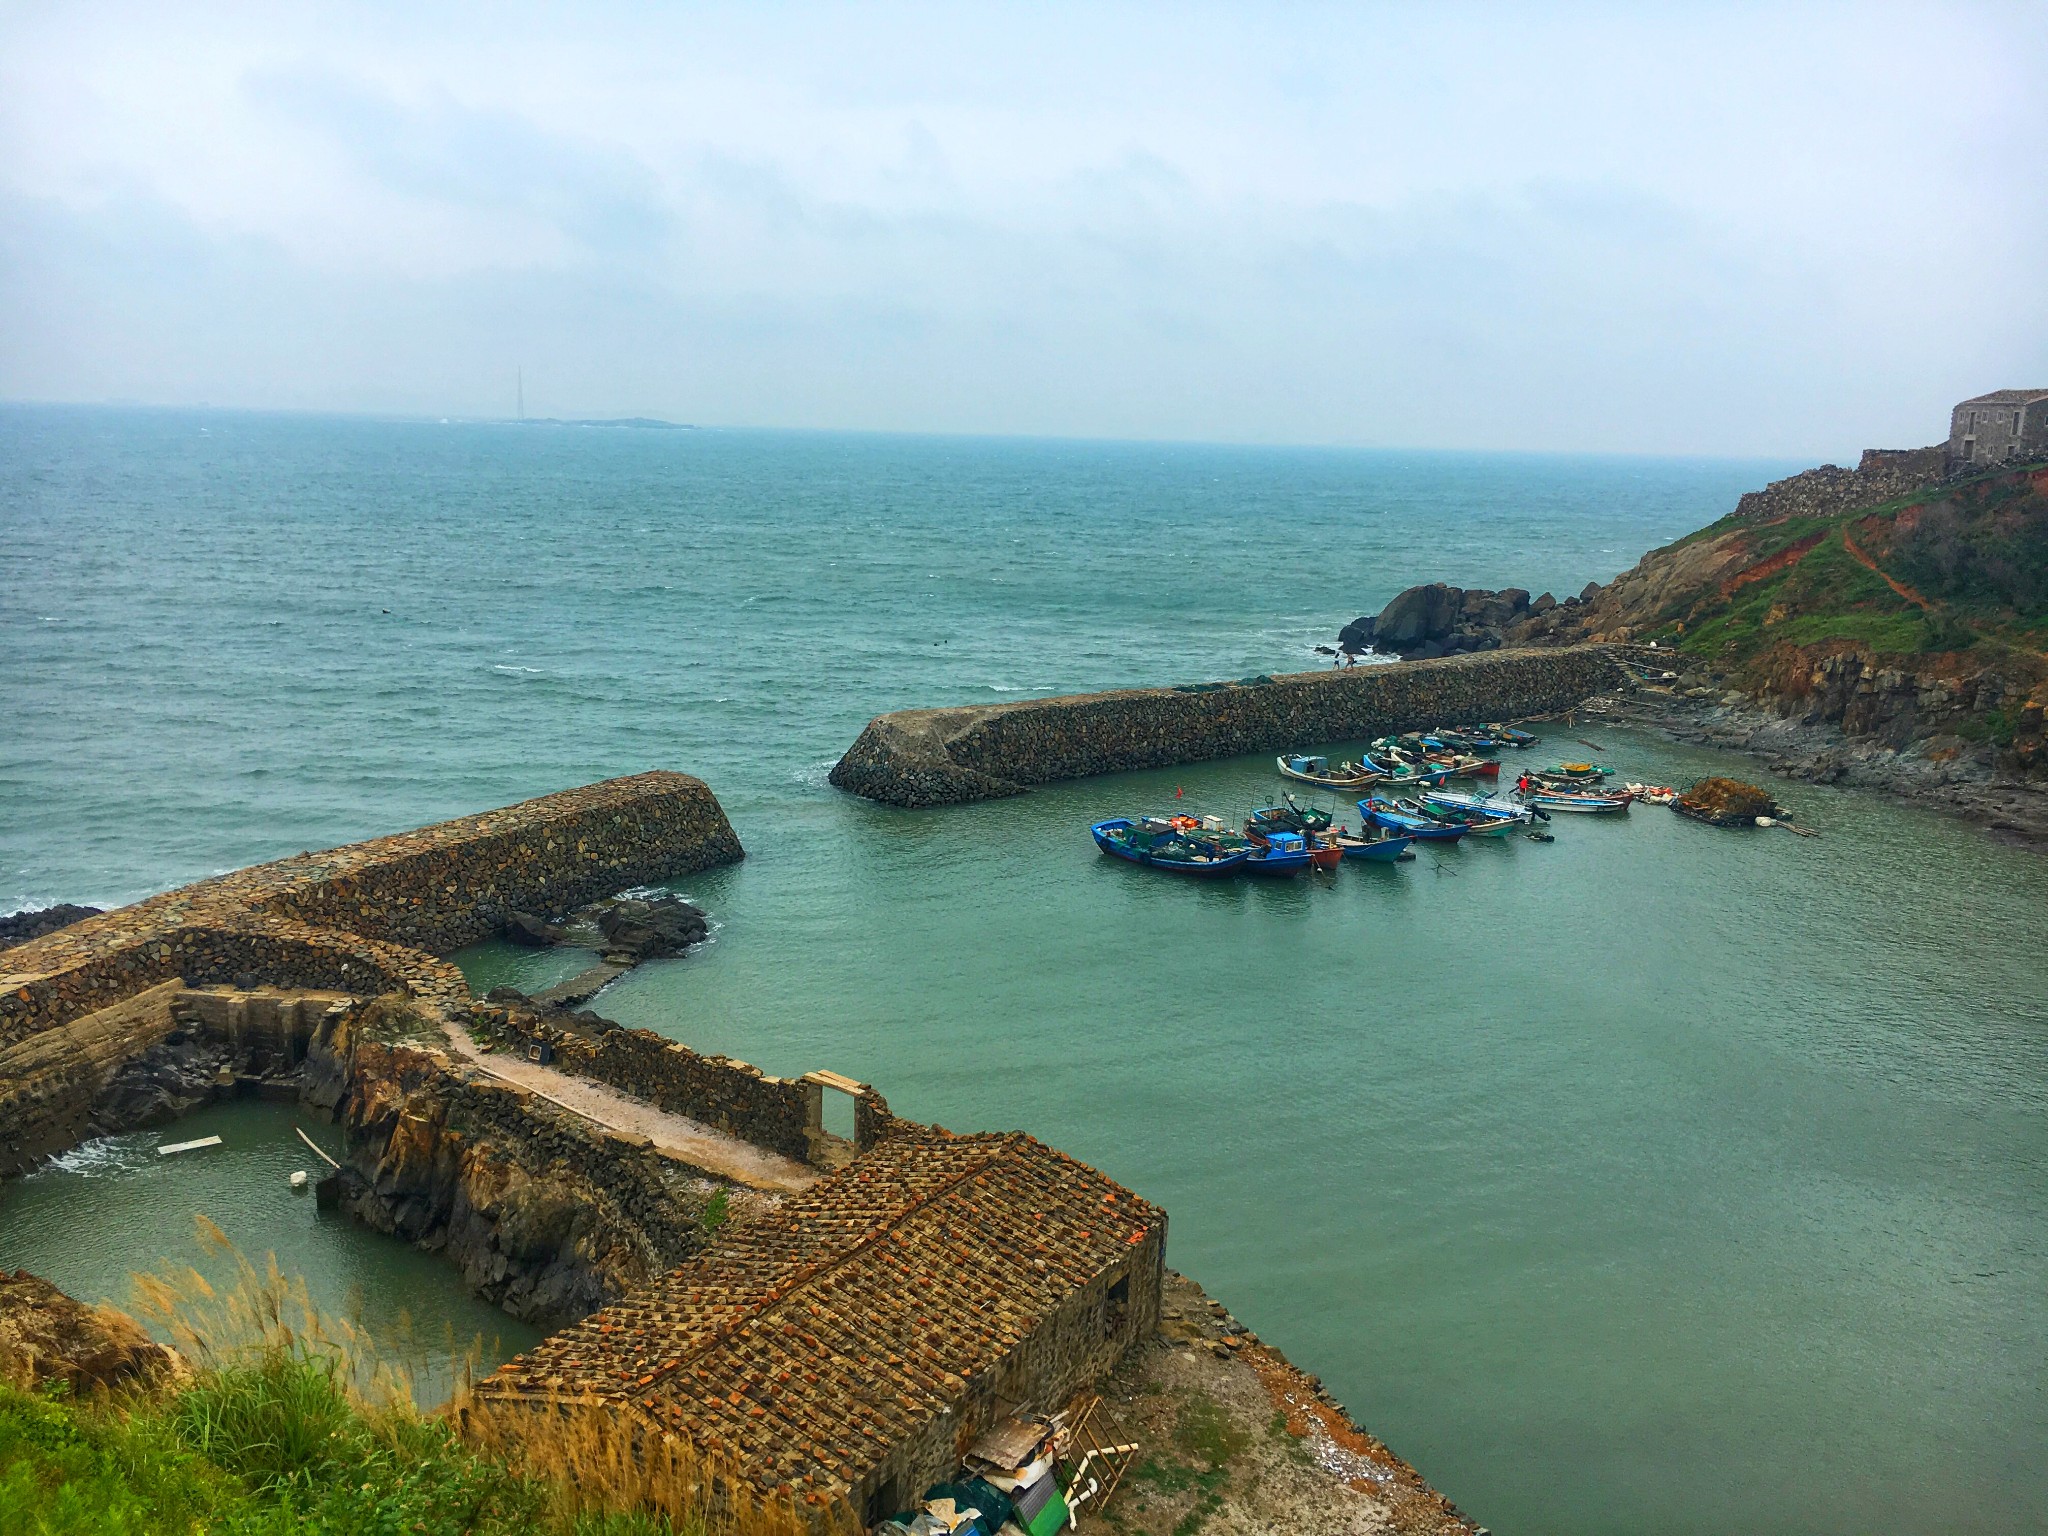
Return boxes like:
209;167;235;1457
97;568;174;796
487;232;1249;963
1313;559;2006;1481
1629;463;2048;667
0;1363;685;1536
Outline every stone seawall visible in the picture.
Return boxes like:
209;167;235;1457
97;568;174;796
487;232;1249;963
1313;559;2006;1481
829;646;1628;806
1;771;745;1176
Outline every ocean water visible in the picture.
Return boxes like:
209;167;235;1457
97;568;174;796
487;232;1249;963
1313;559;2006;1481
4;406;2045;1535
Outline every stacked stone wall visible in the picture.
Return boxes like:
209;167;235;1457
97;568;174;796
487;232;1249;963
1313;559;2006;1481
1;772;745;1176
829;646;1625;806
473;1004;826;1166
1730;450;1954;527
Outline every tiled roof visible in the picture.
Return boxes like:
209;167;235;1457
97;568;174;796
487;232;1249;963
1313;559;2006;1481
471;1130;1165;1499
1957;389;2048;406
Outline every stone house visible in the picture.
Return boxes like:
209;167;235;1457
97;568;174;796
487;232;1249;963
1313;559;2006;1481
1949;390;2048;468
463;1127;1167;1528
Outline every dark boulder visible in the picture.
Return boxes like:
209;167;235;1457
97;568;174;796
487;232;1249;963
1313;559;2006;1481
0;904;104;951
1532;592;1556;614
1337;615;1377;652
1580;581;1603;602
596;895;710;963
1375;583;1466;651
504;911;565;948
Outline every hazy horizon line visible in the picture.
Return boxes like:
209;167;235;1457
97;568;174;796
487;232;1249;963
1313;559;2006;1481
0;395;1827;467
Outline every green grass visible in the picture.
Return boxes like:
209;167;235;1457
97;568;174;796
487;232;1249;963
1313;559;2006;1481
1170;1392;1248;1471
0;1363;689;1536
1674;530;1940;662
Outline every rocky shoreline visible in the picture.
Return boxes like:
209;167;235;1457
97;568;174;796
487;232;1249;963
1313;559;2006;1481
1578;683;2048;848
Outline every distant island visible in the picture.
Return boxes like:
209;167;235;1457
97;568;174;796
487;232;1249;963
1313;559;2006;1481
506;416;695;430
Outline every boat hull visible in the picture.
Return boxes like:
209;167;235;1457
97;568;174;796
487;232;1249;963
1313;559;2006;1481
1091;819;1252;874
1337;835;1412;862
1359;802;1469;842
1523;794;1631;814
1275;757;1381;790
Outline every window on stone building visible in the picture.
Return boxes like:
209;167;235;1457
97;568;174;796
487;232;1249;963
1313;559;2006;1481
1103;1274;1130;1338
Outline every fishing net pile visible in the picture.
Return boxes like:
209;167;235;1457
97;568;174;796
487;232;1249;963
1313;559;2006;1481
1674;777;1779;827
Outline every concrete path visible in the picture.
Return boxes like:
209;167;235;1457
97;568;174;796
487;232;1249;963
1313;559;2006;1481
441;1024;818;1193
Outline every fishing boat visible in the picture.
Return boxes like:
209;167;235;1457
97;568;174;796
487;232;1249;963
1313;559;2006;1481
1371;737;1498;782
1485;724;1541;747
1360;752;1458;789
1520;789;1633;814
1244;801;1343;869
1242;828;1314;875
1091;818;1253;874
1515;767;1610;792
1357;795;1469;842
1324;827;1415;862
1420;789;1537;829
1546;761;1614;779
1247;799;1334;833
1275;754;1382;789
1624;782;1679;806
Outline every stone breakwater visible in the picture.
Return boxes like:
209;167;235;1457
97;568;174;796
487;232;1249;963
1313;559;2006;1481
1;771;745;1176
829;645;1629;807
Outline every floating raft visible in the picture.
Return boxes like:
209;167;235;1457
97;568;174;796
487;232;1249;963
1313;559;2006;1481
157;1135;223;1157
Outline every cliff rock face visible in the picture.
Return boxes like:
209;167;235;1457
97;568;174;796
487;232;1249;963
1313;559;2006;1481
0;1271;179;1392
311;1007;714;1329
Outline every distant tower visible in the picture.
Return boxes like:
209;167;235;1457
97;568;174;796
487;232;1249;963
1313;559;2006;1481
517;366;525;422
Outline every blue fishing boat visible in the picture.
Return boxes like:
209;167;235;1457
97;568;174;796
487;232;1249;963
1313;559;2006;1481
1325;827;1414;862
1420;789;1537;828
1360;753;1458;789
1357;796;1469;842
1091;818;1253;875
1242;828;1313;875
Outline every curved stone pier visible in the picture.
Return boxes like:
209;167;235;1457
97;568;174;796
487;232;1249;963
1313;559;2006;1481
829;644;1629;807
1;771;745;1176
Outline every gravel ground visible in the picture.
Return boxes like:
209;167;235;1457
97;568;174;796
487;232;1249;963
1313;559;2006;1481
1084;1271;1485;1536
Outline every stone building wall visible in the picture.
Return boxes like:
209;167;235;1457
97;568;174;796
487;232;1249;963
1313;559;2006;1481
829;645;1626;807
853;1224;1167;1520
1948;395;2048;468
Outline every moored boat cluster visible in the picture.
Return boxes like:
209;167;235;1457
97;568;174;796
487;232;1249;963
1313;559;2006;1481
1088;723;1769;880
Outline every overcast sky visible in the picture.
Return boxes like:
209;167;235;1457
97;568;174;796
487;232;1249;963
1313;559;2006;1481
2;2;2043;457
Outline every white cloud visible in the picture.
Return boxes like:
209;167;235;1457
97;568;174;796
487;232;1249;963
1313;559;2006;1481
1;0;2043;454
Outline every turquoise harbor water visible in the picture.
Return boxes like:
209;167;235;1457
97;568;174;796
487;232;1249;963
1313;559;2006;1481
3;407;2045;1534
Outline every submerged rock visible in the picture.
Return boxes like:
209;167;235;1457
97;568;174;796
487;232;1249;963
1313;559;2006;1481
503;910;566;948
